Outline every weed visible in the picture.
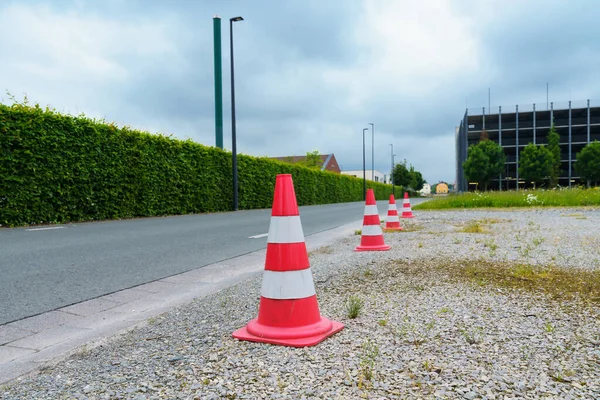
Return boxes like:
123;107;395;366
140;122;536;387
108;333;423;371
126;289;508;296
346;295;364;319
544;322;555;333
418;242;423;248
354;229;362;235
533;237;546;247
453;237;463;244
378;319;388;327
459;221;486;233
423;360;431;371
483;238;498;251
437;307;452;315
517;243;534;258
359;338;379;381
395;318;434;347
460;325;484;345
550;368;576;383
363;268;373;277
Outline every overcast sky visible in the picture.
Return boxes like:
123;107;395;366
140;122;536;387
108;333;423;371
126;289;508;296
2;0;600;184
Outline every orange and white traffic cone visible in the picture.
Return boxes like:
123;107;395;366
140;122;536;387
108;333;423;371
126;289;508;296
354;189;391;251
384;194;403;231
400;192;415;218
232;174;344;347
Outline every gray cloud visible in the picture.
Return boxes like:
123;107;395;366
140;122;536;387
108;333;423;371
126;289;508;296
1;0;600;186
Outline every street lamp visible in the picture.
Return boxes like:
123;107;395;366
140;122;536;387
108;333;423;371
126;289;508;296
363;128;368;201
230;16;243;211
369;123;374;183
389;144;394;195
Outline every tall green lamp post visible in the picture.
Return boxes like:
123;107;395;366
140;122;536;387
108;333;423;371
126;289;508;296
213;15;223;149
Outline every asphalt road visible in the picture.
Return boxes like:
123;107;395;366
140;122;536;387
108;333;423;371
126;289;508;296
0;198;428;325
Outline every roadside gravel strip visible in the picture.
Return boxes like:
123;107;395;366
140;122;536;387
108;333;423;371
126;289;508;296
2;208;599;399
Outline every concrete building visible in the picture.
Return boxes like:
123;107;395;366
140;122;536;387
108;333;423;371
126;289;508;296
456;100;600;191
341;169;388;183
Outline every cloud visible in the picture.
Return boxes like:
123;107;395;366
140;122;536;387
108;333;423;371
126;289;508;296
1;0;599;186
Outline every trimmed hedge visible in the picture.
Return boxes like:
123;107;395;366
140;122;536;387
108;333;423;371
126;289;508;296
0;102;405;227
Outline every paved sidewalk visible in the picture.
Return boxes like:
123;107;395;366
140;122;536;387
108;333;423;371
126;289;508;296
0;218;366;385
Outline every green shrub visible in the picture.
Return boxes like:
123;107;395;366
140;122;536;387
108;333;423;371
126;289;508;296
0;101;403;226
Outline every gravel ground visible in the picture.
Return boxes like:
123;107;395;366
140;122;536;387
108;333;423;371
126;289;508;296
2;207;599;399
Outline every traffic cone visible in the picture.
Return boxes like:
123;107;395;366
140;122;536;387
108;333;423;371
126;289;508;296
354;189;391;251
384;194;403;231
232;174;344;347
400;192;415;218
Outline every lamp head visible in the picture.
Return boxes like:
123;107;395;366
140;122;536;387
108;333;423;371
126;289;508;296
231;16;244;22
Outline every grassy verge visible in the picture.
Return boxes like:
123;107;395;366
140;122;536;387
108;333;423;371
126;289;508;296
413;188;600;210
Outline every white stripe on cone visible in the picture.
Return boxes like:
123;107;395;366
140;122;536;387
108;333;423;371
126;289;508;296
261;269;316;299
386;215;400;222
363;205;379;216
361;224;383;236
267;216;305;244
387;204;397;211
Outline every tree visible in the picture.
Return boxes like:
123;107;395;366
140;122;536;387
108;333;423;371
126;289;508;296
300;150;322;169
409;166;425;191
462;139;506;191
547;124;561;187
391;160;425;190
574;141;600;187
392;161;411;187
518;143;553;188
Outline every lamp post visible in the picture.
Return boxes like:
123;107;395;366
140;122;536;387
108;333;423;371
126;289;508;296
369;122;374;182
213;15;223;149
230;16;243;211
389;144;394;195
362;128;368;201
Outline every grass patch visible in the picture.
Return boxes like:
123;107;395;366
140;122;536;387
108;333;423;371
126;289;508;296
413;188;600;210
455;260;600;303
457;220;487;233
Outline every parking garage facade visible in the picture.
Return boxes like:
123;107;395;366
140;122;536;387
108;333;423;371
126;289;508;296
456;100;600;191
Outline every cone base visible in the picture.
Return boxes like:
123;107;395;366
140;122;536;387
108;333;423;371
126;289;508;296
401;214;414;219
354;243;391;252
232;318;344;347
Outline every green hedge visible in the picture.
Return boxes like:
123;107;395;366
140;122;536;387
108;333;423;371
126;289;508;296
0;102;405;227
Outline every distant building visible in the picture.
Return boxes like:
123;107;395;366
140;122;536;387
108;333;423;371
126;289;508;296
341;169;388;183
456;99;600;191
270;153;341;173
436;182;449;194
419;183;431;196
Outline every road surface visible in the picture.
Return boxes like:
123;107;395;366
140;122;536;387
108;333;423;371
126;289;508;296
0;198;428;325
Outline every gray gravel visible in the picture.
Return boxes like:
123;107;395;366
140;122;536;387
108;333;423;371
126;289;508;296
2;207;599;399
